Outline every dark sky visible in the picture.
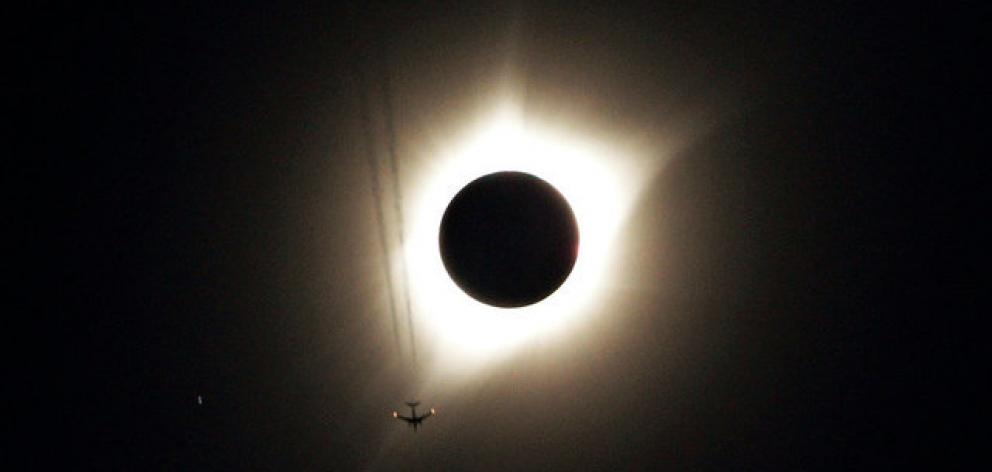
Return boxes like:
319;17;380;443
25;1;978;469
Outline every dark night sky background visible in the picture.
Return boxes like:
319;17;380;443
22;1;980;469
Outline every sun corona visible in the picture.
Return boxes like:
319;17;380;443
403;106;646;371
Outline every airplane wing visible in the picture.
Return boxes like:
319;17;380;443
416;408;435;421
393;411;413;422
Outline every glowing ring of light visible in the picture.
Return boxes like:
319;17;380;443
404;107;645;371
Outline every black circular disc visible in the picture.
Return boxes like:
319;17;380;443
439;171;579;308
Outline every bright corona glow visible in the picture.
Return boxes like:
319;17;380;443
405;106;648;371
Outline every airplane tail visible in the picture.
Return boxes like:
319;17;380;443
405;401;420;408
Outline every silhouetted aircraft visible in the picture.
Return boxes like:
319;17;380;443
392;401;435;431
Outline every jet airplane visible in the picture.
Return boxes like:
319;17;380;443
392;401;435;431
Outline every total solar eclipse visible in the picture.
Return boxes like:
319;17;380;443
439;171;579;308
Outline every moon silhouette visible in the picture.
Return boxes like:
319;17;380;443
439;171;579;308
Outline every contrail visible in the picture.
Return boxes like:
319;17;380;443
378;41;418;368
357;60;402;355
